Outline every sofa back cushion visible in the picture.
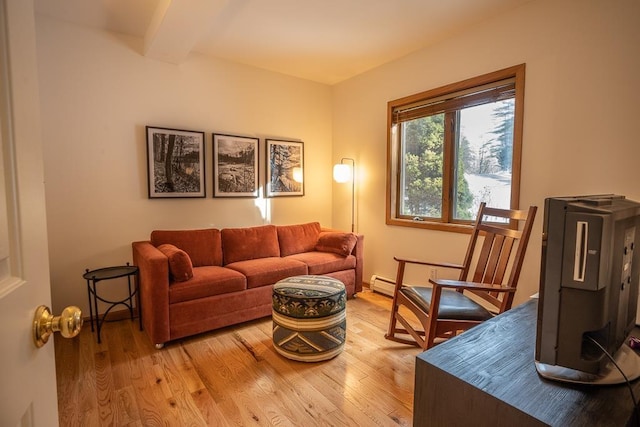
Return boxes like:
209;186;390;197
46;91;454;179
151;228;222;267
277;222;321;256
222;225;280;264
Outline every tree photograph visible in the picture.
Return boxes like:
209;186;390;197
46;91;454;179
146;127;205;198
213;134;259;197
266;139;304;197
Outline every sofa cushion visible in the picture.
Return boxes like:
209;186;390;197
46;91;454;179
225;257;307;289
169;266;246;304
151;228;223;267
277;222;321;256
157;244;194;282
285;252;356;276
221;225;280;264
315;232;358;256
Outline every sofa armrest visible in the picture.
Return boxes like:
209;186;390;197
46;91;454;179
353;234;364;293
132;240;171;346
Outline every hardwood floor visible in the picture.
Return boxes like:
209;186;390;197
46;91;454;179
55;289;419;426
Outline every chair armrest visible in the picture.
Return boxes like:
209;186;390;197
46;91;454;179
430;278;517;293
132;240;171;345
393;256;464;270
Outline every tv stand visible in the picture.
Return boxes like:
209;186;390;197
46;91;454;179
414;300;640;426
535;344;640;385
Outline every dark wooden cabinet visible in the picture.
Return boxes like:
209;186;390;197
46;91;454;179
414;299;640;426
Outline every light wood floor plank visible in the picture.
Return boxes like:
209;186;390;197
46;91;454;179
237;327;351;425
190;387;232;426
215;323;342;425
94;350;117;425
239;326;339;424
78;326;100;426
157;358;209;426
186;339;258;425
114;385;141;425
56;289;419;426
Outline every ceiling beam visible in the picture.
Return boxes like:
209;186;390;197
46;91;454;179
144;0;228;64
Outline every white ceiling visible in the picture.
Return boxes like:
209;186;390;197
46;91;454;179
34;0;534;85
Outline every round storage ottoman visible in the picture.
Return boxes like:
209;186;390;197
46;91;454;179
272;275;346;362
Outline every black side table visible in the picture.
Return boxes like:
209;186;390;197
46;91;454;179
84;263;142;343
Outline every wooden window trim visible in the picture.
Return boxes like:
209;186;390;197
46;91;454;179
386;64;525;234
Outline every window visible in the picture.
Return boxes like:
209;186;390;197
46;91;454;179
386;64;525;232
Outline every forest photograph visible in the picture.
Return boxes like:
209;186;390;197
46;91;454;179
146;127;205;198
213;134;259;198
266;139;304;197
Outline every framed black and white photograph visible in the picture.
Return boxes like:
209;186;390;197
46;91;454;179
213;133;259;198
146;126;206;198
266;139;304;197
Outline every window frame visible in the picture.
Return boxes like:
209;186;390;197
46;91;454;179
386;64;526;233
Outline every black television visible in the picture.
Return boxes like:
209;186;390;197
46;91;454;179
535;194;640;384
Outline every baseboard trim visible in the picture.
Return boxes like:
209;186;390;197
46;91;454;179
85;308;139;323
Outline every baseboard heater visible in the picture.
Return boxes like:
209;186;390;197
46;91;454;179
369;274;396;296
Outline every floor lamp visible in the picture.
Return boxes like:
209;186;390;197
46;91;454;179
333;158;355;232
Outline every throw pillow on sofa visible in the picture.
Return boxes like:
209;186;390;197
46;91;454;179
315;232;357;257
157;244;194;282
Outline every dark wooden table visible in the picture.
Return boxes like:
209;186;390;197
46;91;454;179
414;299;640;426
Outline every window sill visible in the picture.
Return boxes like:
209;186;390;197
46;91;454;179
386;217;473;234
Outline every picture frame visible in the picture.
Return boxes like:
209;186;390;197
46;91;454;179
212;133;259;198
266;139;304;197
146;126;206;198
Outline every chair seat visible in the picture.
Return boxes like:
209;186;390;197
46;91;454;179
401;286;493;321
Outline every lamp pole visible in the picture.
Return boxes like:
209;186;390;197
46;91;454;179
341;158;355;232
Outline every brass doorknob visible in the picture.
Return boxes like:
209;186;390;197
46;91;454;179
33;305;83;348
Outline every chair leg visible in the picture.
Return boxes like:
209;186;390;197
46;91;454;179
386;293;427;348
386;260;406;341
424;284;443;350
395;311;427;349
386;308;398;340
385;260;444;350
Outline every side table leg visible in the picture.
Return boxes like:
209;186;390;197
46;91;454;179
126;274;134;321
86;278;94;333
136;273;143;331
92;279;102;344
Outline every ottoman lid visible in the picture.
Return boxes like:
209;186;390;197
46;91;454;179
273;275;346;319
273;275;345;298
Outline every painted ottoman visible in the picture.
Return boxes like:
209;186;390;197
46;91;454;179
272;275;346;362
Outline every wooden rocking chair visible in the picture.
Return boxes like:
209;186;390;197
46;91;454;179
385;203;537;350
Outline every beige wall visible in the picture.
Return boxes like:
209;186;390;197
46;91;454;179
332;0;640;305
35;17;334;313
37;0;640;314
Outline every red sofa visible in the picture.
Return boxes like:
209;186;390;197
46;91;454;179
132;222;363;348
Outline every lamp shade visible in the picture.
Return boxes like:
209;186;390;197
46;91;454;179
333;163;352;183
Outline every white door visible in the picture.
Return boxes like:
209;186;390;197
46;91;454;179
0;0;60;425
